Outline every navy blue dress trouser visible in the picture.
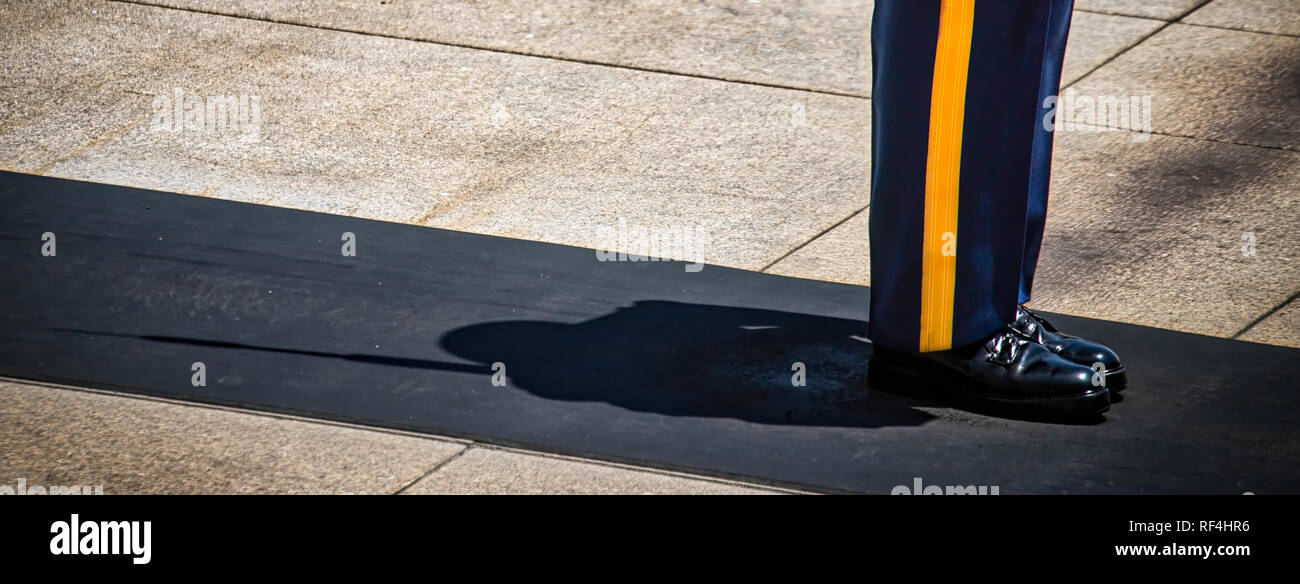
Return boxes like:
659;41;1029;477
868;0;1075;352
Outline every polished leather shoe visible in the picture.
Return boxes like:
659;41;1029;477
869;325;1110;419
1012;305;1126;391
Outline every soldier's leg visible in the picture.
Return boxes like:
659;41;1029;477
869;0;1071;352
867;0;1111;418
1019;0;1074;305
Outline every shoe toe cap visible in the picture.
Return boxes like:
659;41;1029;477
1055;338;1122;370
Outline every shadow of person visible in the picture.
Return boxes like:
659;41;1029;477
442;300;938;429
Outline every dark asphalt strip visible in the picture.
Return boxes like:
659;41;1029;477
2;171;1297;493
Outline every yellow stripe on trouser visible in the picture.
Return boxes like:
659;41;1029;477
919;0;975;352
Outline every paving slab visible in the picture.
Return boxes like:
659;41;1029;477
122;1;1163;98
756;131;1300;346
413;83;868;268
0;380;466;494
1239;297;1300;347
1183;0;1300;37
0;0;267;176
5;2;1164;274
1070;23;1300;150
1075;0;1206;20
10;1;870;271
403;447;782;495
131;0;875;96
1031;130;1299;342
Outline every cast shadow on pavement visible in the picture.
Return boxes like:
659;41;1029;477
442;300;1107;427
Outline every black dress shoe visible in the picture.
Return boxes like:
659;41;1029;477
869;325;1109;419
1012;305;1126;391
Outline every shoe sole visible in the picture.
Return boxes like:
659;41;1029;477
1106;367;1127;392
868;356;1110;420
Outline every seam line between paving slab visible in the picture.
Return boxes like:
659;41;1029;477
1061;12;1186;90
1170;20;1300;40
1072;9;1170;20
3;376;807;494
1062;122;1300;153
760;205;867;272
1069;3;1300;90
1174;0;1300;40
107;0;867;100
1072;0;1214;22
392;447;470;495
1232;289;1300;339
392;443;808;494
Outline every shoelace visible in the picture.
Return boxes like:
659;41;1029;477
1017;304;1059;333
984;326;1038;366
1011;307;1044;344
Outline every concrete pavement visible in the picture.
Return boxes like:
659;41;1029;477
1;379;790;494
1;0;1295;493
